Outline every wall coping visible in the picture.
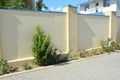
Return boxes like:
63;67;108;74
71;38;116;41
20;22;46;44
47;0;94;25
0;8;66;14
78;13;109;17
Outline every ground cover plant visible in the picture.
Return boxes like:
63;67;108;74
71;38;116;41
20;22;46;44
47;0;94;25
22;63;32;70
0;60;17;75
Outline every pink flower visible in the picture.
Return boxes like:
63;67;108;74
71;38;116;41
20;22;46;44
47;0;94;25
110;38;113;41
111;41;116;45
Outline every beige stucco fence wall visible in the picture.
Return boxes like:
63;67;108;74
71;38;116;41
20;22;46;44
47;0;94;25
78;15;109;50
117;17;120;43
0;6;118;62
0;9;67;60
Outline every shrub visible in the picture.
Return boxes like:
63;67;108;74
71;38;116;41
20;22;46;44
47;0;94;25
67;54;80;60
96;48;104;54
79;50;90;58
32;25;58;66
0;59;17;75
89;49;97;56
114;44;120;50
90;48;104;55
22;63;32;70
100;38;115;52
79;48;105;59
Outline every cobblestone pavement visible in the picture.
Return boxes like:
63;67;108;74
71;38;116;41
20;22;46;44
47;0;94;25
1;52;120;80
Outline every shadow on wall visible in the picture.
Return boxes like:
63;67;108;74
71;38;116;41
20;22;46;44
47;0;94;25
78;15;95;50
0;10;21;60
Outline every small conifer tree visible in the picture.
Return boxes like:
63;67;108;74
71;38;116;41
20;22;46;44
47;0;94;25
32;24;57;66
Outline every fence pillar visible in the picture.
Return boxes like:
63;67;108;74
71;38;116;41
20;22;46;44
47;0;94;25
0;47;1;60
0;28;1;60
109;11;117;41
63;5;78;54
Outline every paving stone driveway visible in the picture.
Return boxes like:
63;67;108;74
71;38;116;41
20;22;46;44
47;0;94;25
1;52;120;80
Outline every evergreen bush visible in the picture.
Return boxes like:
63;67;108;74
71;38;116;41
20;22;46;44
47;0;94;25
32;24;57;66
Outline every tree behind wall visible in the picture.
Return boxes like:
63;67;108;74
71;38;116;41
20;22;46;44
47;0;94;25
0;0;34;10
24;0;34;10
0;0;8;8
0;0;24;9
0;0;48;11
36;0;48;11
